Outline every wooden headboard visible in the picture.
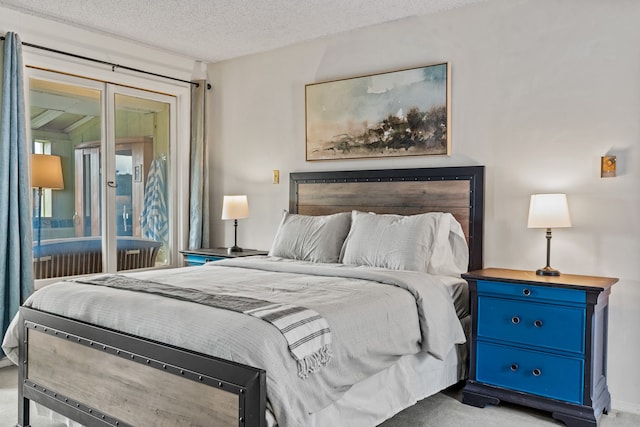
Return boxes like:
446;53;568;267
289;166;484;272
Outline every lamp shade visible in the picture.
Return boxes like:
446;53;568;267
527;194;572;229
31;154;64;189
221;195;249;220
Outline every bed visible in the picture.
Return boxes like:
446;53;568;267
3;165;484;427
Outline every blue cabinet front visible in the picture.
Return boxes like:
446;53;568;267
477;280;586;304
476;341;584;404
477;296;586;354
184;254;223;266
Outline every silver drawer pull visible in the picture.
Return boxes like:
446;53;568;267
511;316;520;324
532;368;542;377
523;288;531;296
534;319;543;328
510;364;519;372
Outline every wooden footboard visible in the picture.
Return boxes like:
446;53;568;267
18;307;266;427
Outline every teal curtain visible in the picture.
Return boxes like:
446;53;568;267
0;32;33;355
188;80;210;249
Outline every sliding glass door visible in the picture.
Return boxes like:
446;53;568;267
29;70;175;279
112;88;174;270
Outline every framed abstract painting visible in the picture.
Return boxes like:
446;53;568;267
305;62;450;161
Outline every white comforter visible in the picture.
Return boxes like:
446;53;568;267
3;256;465;427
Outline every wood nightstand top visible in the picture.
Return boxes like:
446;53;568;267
463;268;618;291
179;248;269;258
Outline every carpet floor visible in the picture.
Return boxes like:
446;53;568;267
1;365;639;426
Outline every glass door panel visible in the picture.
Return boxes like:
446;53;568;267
29;76;104;279
114;92;172;271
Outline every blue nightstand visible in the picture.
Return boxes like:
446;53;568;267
179;248;268;266
462;268;617;427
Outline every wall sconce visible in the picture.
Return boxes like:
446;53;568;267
601;156;616;178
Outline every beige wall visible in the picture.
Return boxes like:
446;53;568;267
208;0;640;413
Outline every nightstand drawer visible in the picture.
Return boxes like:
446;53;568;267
183;254;223;266
477;296;585;353
476;341;584;404
477;280;586;304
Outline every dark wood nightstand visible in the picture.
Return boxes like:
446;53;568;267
461;268;618;427
179;248;269;266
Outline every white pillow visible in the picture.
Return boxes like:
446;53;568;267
426;213;469;276
269;211;351;263
340;211;468;275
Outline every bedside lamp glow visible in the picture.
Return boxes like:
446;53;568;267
31;154;64;279
221;195;249;253
528;193;572;276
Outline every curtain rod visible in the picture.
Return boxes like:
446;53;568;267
1;36;210;89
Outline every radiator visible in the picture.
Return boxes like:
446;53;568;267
33;247;160;280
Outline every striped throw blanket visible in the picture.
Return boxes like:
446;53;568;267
69;274;332;378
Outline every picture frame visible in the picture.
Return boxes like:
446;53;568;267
305;62;451;161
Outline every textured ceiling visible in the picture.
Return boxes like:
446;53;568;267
0;0;486;63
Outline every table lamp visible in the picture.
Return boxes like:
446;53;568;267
527;193;572;276
31;154;64;279
221;195;249;252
